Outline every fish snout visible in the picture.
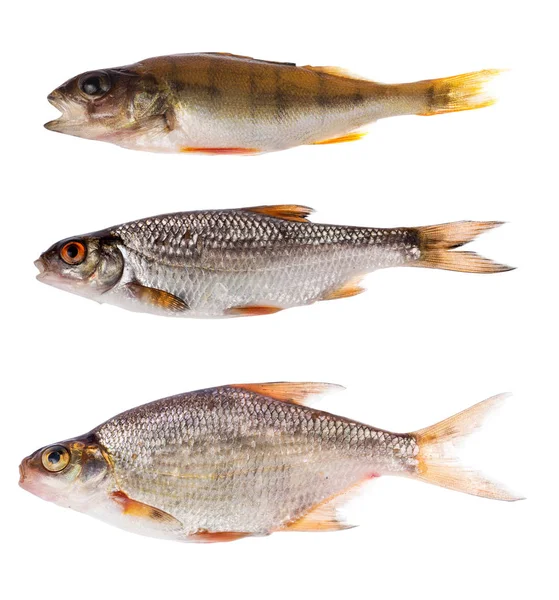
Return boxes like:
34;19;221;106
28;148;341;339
19;459;28;486
47;89;64;109
34;258;45;274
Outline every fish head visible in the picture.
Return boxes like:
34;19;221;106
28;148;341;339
44;67;166;141
35;234;124;300
19;435;114;510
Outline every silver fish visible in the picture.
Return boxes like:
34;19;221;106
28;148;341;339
19;384;521;543
35;205;512;318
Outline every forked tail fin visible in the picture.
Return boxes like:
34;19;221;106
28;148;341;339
411;394;523;501
414;69;503;115
411;221;513;273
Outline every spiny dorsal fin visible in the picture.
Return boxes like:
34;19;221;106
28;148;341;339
231;382;344;406
302;65;369;81
207;53;296;67
242;205;314;223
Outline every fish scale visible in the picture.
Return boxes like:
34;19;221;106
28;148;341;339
95;386;417;534
106;209;419;317
36;206;511;318
20;385;520;541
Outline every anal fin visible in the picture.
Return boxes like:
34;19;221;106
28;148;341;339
282;475;379;533
311;132;367;145
321;276;365;301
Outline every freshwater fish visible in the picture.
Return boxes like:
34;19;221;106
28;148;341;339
35;205;512;318
19;384;521;542
44;53;501;154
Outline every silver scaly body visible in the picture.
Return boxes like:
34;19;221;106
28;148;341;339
95;386;418;535
103;209;420;317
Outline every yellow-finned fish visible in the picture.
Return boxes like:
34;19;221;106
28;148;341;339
34;206;512;318
19;384;521;543
45;53;502;154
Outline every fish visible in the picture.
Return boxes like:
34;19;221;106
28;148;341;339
19;383;522;543
35;205;512;318
44;52;502;154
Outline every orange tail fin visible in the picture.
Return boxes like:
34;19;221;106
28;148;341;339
414;69;503;116
411;221;513;273
411;394;523;501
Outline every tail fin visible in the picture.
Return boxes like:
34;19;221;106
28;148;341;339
411;221;513;273
411;394;523;501
415;69;503;116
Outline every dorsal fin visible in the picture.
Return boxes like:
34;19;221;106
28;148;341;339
207;53;296;67
302;65;369;81
231;382;344;406
242;205;314;223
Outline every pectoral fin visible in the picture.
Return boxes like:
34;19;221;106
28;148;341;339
111;491;183;530
126;282;189;313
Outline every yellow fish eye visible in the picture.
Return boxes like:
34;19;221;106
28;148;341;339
41;446;70;473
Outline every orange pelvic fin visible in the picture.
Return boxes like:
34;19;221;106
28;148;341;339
126;282;189;312
180;147;260;155
322;275;366;301
225;304;284;317
242;204;314;223
312;131;367;145
112;491;182;526
231;382;345;406
412;221;514;273
412;394;523;501
187;530;252;543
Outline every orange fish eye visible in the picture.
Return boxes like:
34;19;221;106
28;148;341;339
60;241;86;265
41;446;70;473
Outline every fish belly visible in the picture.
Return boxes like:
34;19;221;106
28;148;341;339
109;245;401;317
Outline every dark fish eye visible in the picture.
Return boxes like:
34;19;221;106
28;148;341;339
60;241;87;266
78;71;111;98
41;445;70;473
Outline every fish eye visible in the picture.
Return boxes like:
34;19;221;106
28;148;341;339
78;71;111;98
41;446;70;473
60;241;86;265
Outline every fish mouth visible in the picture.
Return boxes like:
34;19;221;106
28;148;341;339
34;257;48;281
44;90;66;132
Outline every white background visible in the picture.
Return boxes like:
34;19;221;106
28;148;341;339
2;1;556;598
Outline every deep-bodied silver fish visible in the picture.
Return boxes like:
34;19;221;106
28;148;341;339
35;205;512;318
19;383;521;543
44;52;501;154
